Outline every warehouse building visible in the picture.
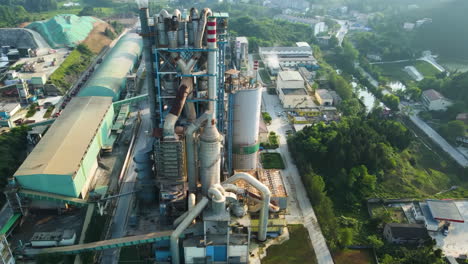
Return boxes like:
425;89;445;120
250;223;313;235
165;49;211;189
14;96;114;198
78;33;143;101
276;71;315;109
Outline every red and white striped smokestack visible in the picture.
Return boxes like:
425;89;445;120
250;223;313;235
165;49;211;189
207;17;217;114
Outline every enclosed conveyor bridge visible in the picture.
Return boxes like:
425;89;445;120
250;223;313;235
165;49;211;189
23;230;174;256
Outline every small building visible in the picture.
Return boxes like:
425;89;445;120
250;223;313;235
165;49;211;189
30;229;76;247
383;223;429;244
0;102;20;120
315;89;334;106
259;118;268;143
259;45;317;75
421;89;453;111
456;113;468;124
278;88;315;109
277;71;305;89
293;116;309;124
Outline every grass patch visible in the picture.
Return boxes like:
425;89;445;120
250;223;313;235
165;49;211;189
43;106;55;118
262;225;317;264
333;249;377;264
261;152;285;169
375;60;440;81
413;60;441;76
25;103;39;118
49;44;94;93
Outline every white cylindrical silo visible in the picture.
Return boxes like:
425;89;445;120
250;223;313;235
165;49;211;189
232;88;262;170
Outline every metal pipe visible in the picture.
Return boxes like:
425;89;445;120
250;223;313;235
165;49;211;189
190;8;199;47
185;111;211;192
206;16;217;113
222;172;271;241
139;7;158;129
163;81;190;138
208;185;226;216
199;118;221;195
171;197;209;264
157;10;170;46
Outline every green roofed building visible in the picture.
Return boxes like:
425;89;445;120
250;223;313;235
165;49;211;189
78;33;143;101
14;97;114;198
26;15;98;48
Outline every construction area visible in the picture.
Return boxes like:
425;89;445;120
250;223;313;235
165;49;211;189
0;14;123;129
0;4;294;264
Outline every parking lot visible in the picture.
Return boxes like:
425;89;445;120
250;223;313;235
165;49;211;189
431;201;468;258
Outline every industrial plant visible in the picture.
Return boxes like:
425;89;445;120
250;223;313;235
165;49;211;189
0;2;288;264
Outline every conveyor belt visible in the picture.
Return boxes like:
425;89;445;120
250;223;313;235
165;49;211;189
24;230;173;255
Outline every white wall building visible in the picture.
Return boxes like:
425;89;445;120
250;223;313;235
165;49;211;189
421;89;453;111
276;71;315;109
259;43;317;75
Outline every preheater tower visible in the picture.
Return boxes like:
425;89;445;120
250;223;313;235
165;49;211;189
232;87;262;170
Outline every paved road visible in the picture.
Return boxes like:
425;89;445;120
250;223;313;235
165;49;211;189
101;82;152;263
409;113;468;167
334;19;349;47
262;89;334;264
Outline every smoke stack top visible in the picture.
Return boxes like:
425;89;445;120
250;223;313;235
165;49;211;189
135;0;148;8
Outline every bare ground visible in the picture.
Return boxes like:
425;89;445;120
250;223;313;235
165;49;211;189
82;21;115;54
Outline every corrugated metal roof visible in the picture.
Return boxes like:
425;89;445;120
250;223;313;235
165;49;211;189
14;96;112;177
78;33;142;100
278;71;304;81
427;199;464;223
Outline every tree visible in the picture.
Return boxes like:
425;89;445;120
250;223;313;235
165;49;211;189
262;112;272;124
441;120;466;141
339;98;363;116
382;94;400;111
338;228;354;248
366;235;384;249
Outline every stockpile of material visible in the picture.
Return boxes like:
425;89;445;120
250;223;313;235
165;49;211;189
26;15;98;48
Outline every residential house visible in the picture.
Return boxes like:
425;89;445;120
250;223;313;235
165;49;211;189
456;113;468;124
421;89;453;111
315;89;334;106
383;223;429;244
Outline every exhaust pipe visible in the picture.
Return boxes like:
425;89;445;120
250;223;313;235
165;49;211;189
163;81;191;138
171;197;209;264
223;172;271;241
185;111;211;192
206;15;217;113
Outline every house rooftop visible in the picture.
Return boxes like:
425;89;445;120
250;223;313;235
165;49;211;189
317;89;333;100
422;89;446;101
386;223;428;239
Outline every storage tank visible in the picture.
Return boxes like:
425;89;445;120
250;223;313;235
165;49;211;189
232;88;262;170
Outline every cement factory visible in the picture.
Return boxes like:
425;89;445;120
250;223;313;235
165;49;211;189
0;2;289;264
